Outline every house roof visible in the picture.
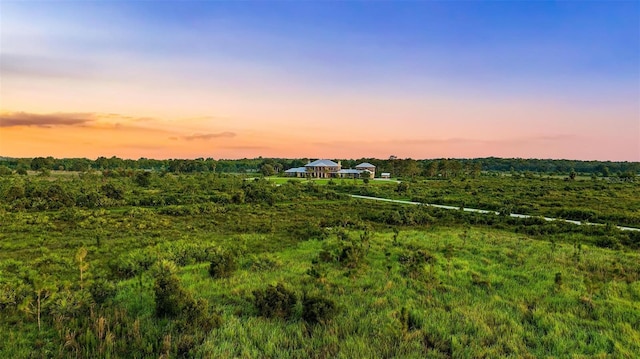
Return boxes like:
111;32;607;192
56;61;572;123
305;159;340;167
355;162;375;168
336;169;362;174
285;167;307;173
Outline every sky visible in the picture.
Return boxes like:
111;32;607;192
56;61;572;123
1;1;638;161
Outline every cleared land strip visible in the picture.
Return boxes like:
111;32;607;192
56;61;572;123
350;194;640;232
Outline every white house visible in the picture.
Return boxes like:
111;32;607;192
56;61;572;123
284;160;376;179
355;162;376;178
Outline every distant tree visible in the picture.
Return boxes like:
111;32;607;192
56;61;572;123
101;183;124;200
6;184;25;201
569;169;577;181
30;157;53;171
135;171;152;187
619;171;635;182
260;164;276;177
396;182;409;194
0;165;12;176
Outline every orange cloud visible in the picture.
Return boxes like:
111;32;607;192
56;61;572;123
0;111;95;127
182;132;236;141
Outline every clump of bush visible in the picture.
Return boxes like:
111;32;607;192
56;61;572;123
157;205;198;216
398;248;436;279
302;293;337;325
153;260;221;356
208;249;237;278
290;223;329;241
252;283;297;319
245;253;282;271
154;260;222;335
154;260;193;317
88;279;117;306
316;229;371;269
179;297;222;333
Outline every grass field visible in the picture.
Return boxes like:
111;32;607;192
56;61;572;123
263;176;398;186
74;228;640;358
1;172;639;358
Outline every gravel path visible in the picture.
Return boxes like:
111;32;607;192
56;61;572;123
350;194;640;232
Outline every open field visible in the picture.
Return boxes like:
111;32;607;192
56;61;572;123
336;176;640;228
1;171;639;358
263;177;399;186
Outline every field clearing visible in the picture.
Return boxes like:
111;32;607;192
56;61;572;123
263;176;398;186
1;171;639;358
110;228;640;358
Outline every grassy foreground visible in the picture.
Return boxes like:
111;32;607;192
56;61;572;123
104;229;640;357
1;172;638;358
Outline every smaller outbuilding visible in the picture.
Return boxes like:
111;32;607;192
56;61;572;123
284;167;307;178
381;173;391;179
336;169;362;178
355;163;376;178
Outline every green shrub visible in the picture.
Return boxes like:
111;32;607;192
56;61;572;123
398;248;435;279
153;260;191;317
245;254;282;271
315;229;371;269
208;249;237;278
180;298;222;333
302;293;337;325
252;283;297;319
88;279;117;306
594;236;620;249
157;205;197;216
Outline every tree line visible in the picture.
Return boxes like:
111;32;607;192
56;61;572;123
0;156;638;178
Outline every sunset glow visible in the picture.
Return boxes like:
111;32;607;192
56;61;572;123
1;2;638;160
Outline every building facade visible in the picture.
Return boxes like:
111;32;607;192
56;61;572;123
285;159;376;179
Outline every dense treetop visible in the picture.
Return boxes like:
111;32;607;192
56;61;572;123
1;156;638;178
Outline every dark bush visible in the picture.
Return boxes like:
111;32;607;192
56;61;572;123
88;279;117;306
245;254;282;271
252;283;297;319
302;294;337;325
208;249;237;278
153;260;191;317
180;298;222;333
398;249;435;279
594;236;620;249
101;183;124;200
157;205;197;216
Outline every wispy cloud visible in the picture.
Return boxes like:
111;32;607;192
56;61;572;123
183;132;236;141
0;111;95;127
0;111;162;129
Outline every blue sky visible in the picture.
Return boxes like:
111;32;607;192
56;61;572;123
1;1;638;160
